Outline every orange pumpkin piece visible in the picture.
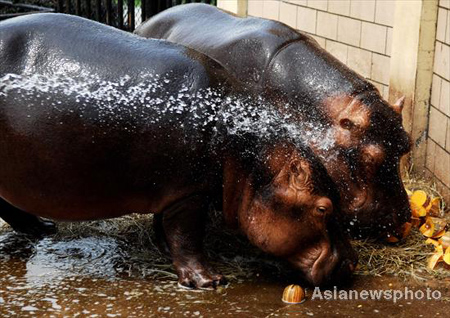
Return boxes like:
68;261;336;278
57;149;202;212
425;238;441;247
420;217;447;238
420;217;435;237
427;197;441;217
282;284;305;304
431;218;447;238
410;190;429;208
428;246;444;270
436;244;444;254
411;202;427;218
439;232;450;249
444;248;450;265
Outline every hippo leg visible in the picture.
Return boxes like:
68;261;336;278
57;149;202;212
0;198;57;237
152;213;171;257
162;195;227;289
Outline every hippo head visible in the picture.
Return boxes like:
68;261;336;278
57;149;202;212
264;39;412;238
223;143;357;286
322;92;412;237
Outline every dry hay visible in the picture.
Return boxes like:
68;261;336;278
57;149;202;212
353;228;449;280
354;173;450;281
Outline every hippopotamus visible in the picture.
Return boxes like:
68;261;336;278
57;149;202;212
135;3;412;238
0;13;356;288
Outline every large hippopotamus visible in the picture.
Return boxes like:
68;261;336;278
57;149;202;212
135;3;412;238
0;13;356;288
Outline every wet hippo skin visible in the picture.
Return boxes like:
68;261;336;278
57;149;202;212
135;3;413;238
0;14;356;288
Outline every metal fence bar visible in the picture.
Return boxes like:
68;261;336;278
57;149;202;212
75;0;81;15
95;0;101;21
105;0;112;25
57;0;64;12
86;0;91;18
141;0;147;23
2;0;216;30
118;0;124;29
127;0;135;31
148;0;157;17
65;0;71;13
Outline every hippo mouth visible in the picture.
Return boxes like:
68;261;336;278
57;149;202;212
290;244;338;286
309;246;338;286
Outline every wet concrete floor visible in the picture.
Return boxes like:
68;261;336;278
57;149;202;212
0;222;449;318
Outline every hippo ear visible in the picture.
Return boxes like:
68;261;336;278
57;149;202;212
392;96;405;115
289;159;311;190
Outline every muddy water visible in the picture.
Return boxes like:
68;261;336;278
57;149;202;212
0;223;449;318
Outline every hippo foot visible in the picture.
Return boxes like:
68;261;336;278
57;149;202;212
12;219;57;238
177;264;227;289
0;198;57;238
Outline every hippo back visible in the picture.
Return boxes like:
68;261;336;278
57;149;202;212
135;3;304;95
0;13;231;92
135;3;371;116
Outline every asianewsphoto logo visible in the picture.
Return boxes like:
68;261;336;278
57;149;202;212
311;287;442;303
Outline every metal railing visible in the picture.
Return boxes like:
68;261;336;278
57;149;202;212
0;0;54;21
55;0;217;31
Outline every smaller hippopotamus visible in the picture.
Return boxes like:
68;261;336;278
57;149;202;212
0;13;356;288
135;3;412;238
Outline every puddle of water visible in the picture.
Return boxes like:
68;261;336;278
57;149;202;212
0;221;449;318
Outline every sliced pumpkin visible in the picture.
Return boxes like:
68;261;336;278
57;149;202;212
425;238;441;247
427;197;441;217
428;246;444;270
411;190;429;208
439;232;450;249
420;217;447;238
431;218;448;238
444;248;450;265
420;217;435;237
411;202;427;218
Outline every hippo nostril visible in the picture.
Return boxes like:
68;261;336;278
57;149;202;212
348;260;356;272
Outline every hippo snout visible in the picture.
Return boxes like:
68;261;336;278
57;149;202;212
290;236;357;287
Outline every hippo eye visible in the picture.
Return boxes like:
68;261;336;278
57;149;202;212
315;198;332;216
317;206;327;214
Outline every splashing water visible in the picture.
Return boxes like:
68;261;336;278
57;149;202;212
0;73;336;152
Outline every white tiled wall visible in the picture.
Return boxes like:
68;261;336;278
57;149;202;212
246;0;394;99
426;0;450;200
